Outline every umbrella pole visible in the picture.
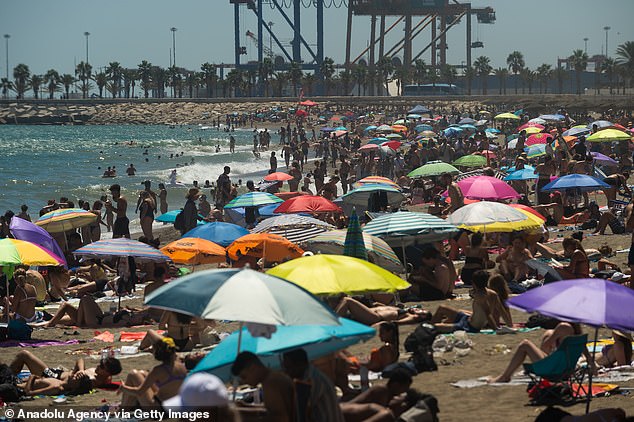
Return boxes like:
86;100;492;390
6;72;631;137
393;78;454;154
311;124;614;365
585;327;598;414
232;322;244;402
402;242;408;279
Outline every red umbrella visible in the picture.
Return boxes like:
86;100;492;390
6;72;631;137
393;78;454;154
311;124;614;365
274;191;308;201
526;133;553;146
382;141;402;150
358;143;379;152
508;204;546;221
518;122;545;131
299;100;317;107
295;109;308;117
274;195;342;214
264;172;293;182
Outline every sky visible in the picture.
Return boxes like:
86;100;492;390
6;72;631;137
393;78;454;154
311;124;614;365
0;0;631;77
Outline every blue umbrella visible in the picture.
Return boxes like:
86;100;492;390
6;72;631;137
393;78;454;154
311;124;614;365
334;126;347;131
538;114;565;121
562;127;591;137
485;128;501;134
504;168;538;181
458;117;476;125
459;124;477;131
340;184;405;207
191;318;375;381
588;120;613;129
320;127;335;132
443;127;463;137
415;124;433;132
183;222;249;247
541;174;610;193
363;125;378;132
408;105;430;114
503;165;535;173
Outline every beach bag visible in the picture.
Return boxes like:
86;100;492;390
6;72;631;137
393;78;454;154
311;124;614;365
173;210;185;232
398;394;439;422
404;323;438;373
7;319;32;341
525;314;560;330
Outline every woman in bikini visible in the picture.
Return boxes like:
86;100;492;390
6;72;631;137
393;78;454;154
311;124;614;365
18;371;93;397
138;190;155;241
554;237;590;280
43;295;146;328
5;268;39;322
496;236;534;282
65;261;112;297
140;311;207;352
118;337;187;410
335;296;430;326
595;331;633;368
46;265;70;301
460;232;491;285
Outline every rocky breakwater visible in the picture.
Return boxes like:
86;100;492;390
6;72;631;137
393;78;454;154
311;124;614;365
0;103;94;125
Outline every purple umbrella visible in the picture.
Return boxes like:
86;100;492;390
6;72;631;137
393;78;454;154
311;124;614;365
507;278;634;413
9;217;67;267
590;152;618;166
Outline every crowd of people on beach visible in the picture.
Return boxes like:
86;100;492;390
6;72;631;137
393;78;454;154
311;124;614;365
1;103;634;421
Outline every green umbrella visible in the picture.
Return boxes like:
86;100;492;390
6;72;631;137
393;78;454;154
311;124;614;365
408;160;460;178
343;208;368;261
453;154;487;168
224;192;283;209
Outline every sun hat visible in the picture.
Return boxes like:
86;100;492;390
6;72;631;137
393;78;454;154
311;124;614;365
163;373;228;410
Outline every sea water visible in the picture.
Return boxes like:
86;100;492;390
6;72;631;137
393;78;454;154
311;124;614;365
0;124;277;233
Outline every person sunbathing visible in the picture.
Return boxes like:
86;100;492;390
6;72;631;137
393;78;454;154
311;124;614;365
487;273;513;327
533;192;590;226
430;270;513;334
65;261;113;297
460;232;492;285
496;236;534;282
119;337;187;410
334;296;430;326
140;311;210;352
552;237;590;280
408;247;455;300
535;406;626;422
595;331;633;369
45;266;71;301
5;268;40;322
42;295;147;328
18;371;93;397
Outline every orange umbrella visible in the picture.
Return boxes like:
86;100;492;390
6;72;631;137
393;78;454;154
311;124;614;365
508;204;546;222
161;237;226;265
264;172;294;182
554;136;577;148
227;233;304;262
391;124;408;133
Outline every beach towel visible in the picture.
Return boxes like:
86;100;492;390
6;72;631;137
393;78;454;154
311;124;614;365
98;381;121;391
94;331;115;343
0;339;80;348
119;330;163;342
452;370;634;389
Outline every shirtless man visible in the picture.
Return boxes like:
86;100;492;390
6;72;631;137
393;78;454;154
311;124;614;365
17;372;93;396
603;172;631;203
107;184;130;239
496;236;533;282
430;270;513;334
231;351;296;422
440;173;464;214
126;164;136;176
409;247;455;300
334;296;430;326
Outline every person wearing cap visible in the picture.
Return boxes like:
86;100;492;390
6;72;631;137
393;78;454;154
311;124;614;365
231;351;295;422
163;372;239;420
107;184;130;239
181;188;201;235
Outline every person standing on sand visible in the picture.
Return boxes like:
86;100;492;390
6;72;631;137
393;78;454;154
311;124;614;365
107;184;130;239
158;183;168;215
100;195;113;232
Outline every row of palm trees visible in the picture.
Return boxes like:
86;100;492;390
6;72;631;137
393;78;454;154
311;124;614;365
2;41;632;99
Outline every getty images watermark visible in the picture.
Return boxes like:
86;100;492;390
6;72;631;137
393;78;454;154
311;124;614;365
2;407;210;421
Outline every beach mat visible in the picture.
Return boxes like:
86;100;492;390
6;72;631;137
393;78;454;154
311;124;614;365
453;370;634;389
0;339;80;348
94;331;115;343
120;330;163;342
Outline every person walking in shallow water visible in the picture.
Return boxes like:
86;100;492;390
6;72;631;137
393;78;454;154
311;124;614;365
107;184;130;239
158;183;168;215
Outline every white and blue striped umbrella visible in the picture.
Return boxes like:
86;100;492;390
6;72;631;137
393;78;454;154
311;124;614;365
144;268;340;326
73;238;170;262
224;192;283;209
363;211;459;244
251;214;334;244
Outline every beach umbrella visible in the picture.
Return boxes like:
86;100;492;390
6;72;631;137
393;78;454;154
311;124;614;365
363;125;377;132
528;117;547;125
145;268;340;326
590;152;618;166
381;141;403;150
494;112;520;120
363;211;458;245
588;120;613;129
457;176;520;200
518;123;545;131
526;133;553;146
586;128;631;142
407;114;421;120
267;254;410;296
320;126;335;132
525;144;547;158
391;124;408;133
331;129;348;138
459;124;477;131
460;207;543;233
443;127;463;137
368;137;389;145
484;131;498;140
509;204;546;221
9;217;66;267
343;208;368;261
376;124;393;132
251;214;334;244
458;117;476;125
227;233;303;262
0;238;64;267
538;114;565;122
358;143;380;152
475;150;496;159
36;208;97;234
156;210;206;225
453;154;487;168
224;192;283;209
385;133;403;139
522;126;543;135
302;230;403;273
507;278;634;413
73;238;170;262
504;165;535;173
415;124;434;132
447;201;527;226
408;161;459;178
295;109;308;117
264;172;294;182
183;222;250;247
503;168;539;181
299;100;317;107
355;176;400;189
393;119;406;125
341;184;405;207
563;127;591;137
541;174;610;193
274;195;341;214
485;128;501;134
160;238;226;265
408;105;430;114
506;138;519;149
418;130;437;138
191;318;375;381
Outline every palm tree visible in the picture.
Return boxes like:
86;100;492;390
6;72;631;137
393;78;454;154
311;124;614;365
319;56;335;96
200;62;216;98
338;68;352;96
258;58;274;97
1;77;14;99
137;60;153;98
30;74;43;99
302;72;316;96
494;67;508;94
392;64;410;96
185;71;199;98
553;66;567;94
271;71;286;97
44;69;60;99
535;64;552;94
122;69;137;98
225;68;244;97
615;41;634;93
105;62;123;98
520;68;537;94
569;49;588;95
13;64;30;99
601;58;616;94
506;51;525;94
473;56;492;95
167;65;180;98
439;64;457;87
288;61;303;97
463;66;475;95
75;61;92;99
94;72;107;98
60;74;74;99
353;63;368;96
151;66;168;98
376;56;394;96
413;59;427;87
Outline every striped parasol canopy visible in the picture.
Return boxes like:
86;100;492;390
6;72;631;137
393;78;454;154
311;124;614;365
355;176;401;189
455;168;506;181
251;214;334;244
343;208;368;261
224;192;283;209
363;211;459;245
36;208;97;234
73;238;171;262
301;229;403;273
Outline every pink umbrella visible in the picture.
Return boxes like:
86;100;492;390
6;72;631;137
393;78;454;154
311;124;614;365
274;195;342;214
518;122;545;131
331;129;348;138
381;140;402;150
526;133;553;146
457;176;521;200
358;143;379;152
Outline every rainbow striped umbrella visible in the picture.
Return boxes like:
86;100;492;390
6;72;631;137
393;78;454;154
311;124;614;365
74;238;170;262
0;238;64;266
36;208;97;234
354;176;400;189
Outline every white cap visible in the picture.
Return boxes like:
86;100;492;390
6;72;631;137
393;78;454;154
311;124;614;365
163;373;228;410
610;272;631;282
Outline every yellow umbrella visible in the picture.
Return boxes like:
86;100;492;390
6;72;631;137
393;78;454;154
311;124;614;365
495;112;520;120
460;208;543;233
586;129;632;143
0;238;64;266
266;254;410;296
36;208;97;233
523;126;542;134
161;237;226;265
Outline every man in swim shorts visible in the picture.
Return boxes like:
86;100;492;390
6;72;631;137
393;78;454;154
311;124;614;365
108;184;130;239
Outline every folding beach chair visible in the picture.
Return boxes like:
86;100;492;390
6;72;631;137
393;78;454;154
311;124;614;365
524;334;588;405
